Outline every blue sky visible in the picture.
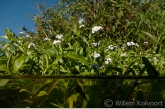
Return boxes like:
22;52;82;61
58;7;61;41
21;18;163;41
0;0;58;41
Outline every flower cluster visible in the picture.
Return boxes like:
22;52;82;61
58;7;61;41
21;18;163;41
126;42;139;47
53;34;64;45
90;42;100;47
105;58;112;64
92;26;103;34
53;40;61;45
78;18;85;28
108;45;117;50
55;34;63;40
92;52;101;58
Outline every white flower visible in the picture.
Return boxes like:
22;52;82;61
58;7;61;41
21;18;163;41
78;18;85;28
44;38;51;41
127;42;134;46
19;32;24;34
53;40;61;45
144;42;148;44
140;63;145;67
105;58;112;64
153;57;158;62
92;26;103;34
55;34;63;40
126;42;139;47
78;18;84;24
90;42;100;47
92;52;101;58
108;45;117;50
79;24;85;28
28;43;35;48
26;35;30;37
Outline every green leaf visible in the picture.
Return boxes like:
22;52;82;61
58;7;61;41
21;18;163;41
19;89;32;94
73;84;88;102
67;96;74;108
1;44;10;51
13;43;26;55
12;55;27;73
37;91;48;97
67;94;79;108
0;35;8;39
7;55;13;74
5;28;11;37
142;31;157;42
67;53;90;66
142;57;159;76
41;48;56;57
0;79;9;86
104;66;122;75
79;70;91;76
0;65;10;73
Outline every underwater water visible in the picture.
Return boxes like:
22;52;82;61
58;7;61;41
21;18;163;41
0;77;165;108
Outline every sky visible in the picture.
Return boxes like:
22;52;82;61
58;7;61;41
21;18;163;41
0;0;58;41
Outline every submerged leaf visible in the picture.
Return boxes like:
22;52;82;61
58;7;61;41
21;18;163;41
37;91;48;97
0;79;9;86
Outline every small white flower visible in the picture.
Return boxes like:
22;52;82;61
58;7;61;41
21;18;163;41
108;45;117;50
90;42;100;47
44;38;51;41
19;32;24;34
140;63;145;67
92;52;101;58
55;34;63;40
92;26;103;34
79;24;85;28
153;57;158;62
144;42;148;44
28;43;35;48
127;42;134;46
78;18;84;24
53;40;61;45
105;58;112;64
26;35;30;37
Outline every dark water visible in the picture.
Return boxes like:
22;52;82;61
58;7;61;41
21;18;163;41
0;78;165;108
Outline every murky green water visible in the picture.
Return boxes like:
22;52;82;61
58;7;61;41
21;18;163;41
0;78;165;108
